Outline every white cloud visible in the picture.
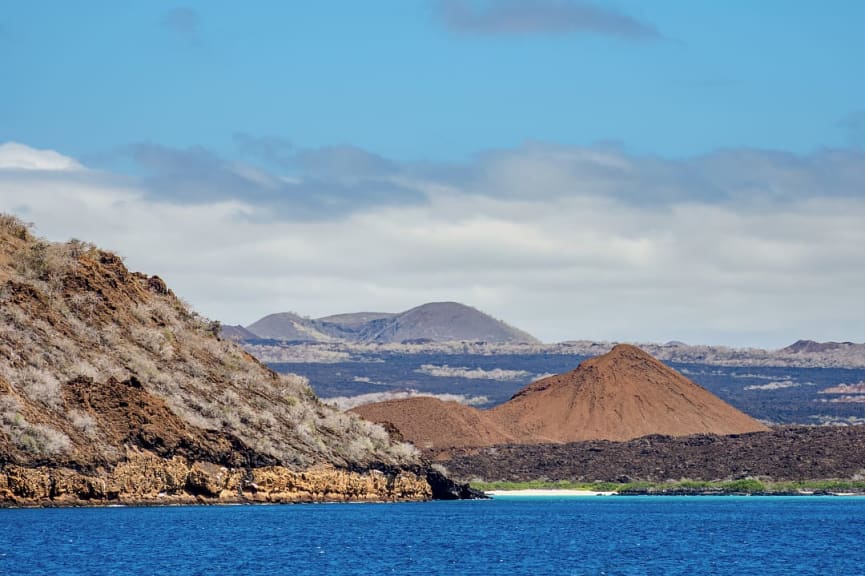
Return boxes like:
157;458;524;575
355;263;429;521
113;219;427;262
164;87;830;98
2;141;864;348
0;142;84;171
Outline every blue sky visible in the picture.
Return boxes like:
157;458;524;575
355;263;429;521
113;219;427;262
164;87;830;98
3;0;863;161
1;1;865;346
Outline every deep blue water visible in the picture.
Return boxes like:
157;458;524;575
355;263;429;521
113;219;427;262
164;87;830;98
1;497;864;575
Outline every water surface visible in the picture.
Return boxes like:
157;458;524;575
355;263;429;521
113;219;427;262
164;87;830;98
1;497;862;575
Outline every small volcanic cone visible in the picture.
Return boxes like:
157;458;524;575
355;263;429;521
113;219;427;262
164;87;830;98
489;344;769;442
353;344;769;451
351;397;516;450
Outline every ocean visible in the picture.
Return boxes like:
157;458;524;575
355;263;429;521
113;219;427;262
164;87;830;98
1;496;863;575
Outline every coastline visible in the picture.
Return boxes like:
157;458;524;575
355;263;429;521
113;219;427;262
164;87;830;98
484;488;865;498
486;489;615;497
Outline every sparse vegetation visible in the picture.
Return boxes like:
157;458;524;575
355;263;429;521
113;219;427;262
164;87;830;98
0;396;71;455
0;212;423;471
0;214;32;240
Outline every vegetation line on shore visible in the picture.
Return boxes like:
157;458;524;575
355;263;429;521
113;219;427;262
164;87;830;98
471;479;865;495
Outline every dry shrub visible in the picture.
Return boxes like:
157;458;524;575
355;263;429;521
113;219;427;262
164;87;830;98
0;214;31;239
0;394;71;455
0;217;425;469
68;409;98;438
18;366;62;408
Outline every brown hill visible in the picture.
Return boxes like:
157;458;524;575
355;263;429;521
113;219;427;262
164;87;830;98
352;397;516;451
489;344;769;442
0;214;476;505
352;344;768;451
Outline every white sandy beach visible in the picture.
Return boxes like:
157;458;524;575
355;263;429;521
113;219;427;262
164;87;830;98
486;489;615;497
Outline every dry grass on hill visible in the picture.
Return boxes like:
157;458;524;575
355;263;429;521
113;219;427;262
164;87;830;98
0;214;419;471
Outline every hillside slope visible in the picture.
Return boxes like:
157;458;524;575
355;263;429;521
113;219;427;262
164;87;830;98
351;397;516;451
352;345;769;452
0;215;474;505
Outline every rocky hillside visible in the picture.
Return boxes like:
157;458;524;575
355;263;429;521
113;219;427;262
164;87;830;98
237;302;539;344
352;345;768;453
0;214;474;505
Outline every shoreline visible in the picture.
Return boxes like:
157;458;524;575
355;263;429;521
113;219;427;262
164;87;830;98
484;488;865;498
486;489;615;497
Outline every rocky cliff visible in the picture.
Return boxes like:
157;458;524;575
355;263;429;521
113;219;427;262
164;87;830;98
0;214;475;505
0;447;432;506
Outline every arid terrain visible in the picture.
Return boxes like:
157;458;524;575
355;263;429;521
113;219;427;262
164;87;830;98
4;213;861;504
0;215;475;505
350;344;865;486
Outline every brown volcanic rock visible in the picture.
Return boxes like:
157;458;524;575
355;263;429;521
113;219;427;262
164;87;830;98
351;397;516;451
442;425;865;483
353;344;768;452
489;344;769;443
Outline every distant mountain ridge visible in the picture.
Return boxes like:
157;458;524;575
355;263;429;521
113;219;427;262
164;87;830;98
231;302;540;345
781;340;856;354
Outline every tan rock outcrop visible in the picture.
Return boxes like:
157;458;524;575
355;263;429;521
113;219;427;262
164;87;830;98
0;448;432;506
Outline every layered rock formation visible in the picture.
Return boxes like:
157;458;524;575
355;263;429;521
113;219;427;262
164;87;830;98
352;345;769;453
0;448;431;506
0;214;474;505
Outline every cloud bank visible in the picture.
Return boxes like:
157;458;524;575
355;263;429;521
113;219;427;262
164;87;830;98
0;142;84;171
432;0;660;40
1;140;864;348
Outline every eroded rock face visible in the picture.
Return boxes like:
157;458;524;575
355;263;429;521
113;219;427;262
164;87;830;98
0;448;432;506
